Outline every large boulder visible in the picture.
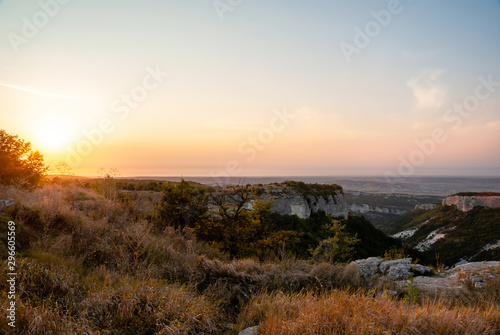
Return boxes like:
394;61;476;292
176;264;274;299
380;258;411;274
387;264;411;280
351;257;383;277
352;257;433;281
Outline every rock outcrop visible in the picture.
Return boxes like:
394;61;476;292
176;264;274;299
211;182;349;219
415;203;437;210
442;193;500;212
352;258;500;293
351;257;432;280
401;261;500;292
349;203;406;215
269;190;348;219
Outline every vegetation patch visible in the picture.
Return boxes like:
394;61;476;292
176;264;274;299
283;181;343;200
453;192;500;197
238;290;500;334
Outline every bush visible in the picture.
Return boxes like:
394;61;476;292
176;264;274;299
0;130;48;188
156;179;209;231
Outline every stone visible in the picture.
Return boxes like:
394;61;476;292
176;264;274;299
403;275;463;292
449;261;500;274
412;264;433;275
380;258;412;281
239;326;259;335
351;257;383;277
387;264;411;280
268;192;348;219
415;203;437;210
351;257;435;281
0;198;15;212
379;258;412;274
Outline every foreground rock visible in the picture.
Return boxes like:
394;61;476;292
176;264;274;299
352;258;500;292
351;257;432;280
0;198;15;212
397;261;500;292
239;326;258;335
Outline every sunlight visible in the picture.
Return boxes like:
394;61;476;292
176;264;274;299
34;114;77;152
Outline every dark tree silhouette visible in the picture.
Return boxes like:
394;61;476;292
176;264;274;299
0;129;48;188
155;179;209;231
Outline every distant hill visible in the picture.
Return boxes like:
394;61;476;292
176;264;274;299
390;204;500;266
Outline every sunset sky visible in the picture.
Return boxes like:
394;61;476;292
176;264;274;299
1;0;500;177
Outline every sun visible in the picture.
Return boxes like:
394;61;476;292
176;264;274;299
34;114;77;152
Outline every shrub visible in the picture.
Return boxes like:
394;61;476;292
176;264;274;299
312;221;360;263
0;130;48;188
156;179;209;231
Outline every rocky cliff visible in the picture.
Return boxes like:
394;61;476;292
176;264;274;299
349;203;406;215
442;193;500;212
415;203;437;210
263;182;348;219
390;203;500;266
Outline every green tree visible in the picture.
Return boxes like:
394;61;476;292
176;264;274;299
312;220;360;263
156;179;209;231
195;185;297;259
0;129;48;188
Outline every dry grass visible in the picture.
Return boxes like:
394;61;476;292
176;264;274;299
1;183;500;334
79;277;223;334
239;290;500;334
193;256;362;317
0;254;224;334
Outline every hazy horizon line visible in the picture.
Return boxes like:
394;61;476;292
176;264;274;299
57;174;500;179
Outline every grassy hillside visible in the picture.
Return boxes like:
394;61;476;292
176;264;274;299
343;215;402;259
386;207;440;235
391;205;500;266
0;183;498;334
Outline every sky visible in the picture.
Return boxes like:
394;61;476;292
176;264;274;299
1;0;499;177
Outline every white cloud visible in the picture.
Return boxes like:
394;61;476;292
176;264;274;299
0;82;77;99
406;69;447;109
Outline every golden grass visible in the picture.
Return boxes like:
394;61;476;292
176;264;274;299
1;183;500;334
79;277;223;334
239;290;500;334
0;257;224;334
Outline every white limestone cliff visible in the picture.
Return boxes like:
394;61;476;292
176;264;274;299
442;194;500;212
415;203;437;210
266;188;348;219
